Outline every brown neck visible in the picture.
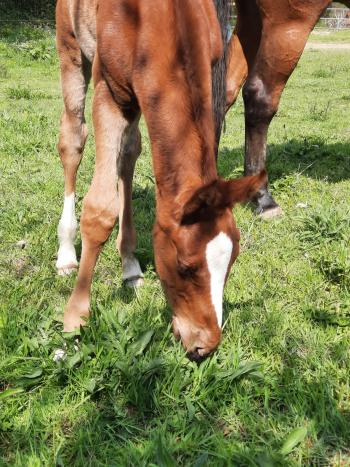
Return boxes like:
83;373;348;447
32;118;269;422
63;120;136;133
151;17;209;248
150;51;218;213
151;113;218;197
133;0;222;225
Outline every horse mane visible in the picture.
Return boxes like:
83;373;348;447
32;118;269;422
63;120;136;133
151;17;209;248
173;0;231;173
212;0;232;154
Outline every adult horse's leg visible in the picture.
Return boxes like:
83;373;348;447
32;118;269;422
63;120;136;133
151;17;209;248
226;0;261;112
56;14;91;275
64;77;137;331
116;127;144;287
242;0;329;218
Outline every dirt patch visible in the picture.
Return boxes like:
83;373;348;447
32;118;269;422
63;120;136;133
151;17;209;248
306;42;350;50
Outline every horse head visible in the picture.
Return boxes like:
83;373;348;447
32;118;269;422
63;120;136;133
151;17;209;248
153;170;267;360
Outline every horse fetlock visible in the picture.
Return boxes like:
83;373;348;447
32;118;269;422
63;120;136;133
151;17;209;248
56;242;78;274
57;194;78;273
58;217;78;241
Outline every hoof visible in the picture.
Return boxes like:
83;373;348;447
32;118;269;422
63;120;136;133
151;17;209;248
63;306;89;332
259;206;283;220
253;187;282;220
63;315;87;332
57;263;78;276
124;276;144;288
56;245;78;276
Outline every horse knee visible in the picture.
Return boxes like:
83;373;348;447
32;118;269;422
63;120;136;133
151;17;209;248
226;87;238;112
81;192;118;245
58;115;88;169
226;74;244;112
243;77;278;127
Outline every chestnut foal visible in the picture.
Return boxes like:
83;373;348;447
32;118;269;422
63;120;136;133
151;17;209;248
226;0;350;218
56;0;266;359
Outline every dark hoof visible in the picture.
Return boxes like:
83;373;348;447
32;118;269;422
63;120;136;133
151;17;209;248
253;188;282;219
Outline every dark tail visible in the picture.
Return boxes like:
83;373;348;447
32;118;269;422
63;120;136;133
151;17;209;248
212;0;232;156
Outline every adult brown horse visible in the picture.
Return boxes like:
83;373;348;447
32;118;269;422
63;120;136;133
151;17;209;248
226;0;350;218
55;0;266;360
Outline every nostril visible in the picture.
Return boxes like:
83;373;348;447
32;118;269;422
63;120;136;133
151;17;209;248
187;347;207;363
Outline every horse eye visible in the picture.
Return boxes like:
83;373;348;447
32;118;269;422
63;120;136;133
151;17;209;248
177;262;197;279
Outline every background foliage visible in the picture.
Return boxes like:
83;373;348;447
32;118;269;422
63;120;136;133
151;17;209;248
0;0;56;21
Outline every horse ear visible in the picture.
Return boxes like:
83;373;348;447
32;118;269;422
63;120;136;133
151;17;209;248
181;180;221;224
223;169;267;206
181;170;267;224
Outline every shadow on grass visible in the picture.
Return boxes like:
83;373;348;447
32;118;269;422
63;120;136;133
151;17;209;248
218;137;350;184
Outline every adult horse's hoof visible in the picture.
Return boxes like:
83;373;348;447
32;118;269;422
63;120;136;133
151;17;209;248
259;205;283;220
253;188;282;220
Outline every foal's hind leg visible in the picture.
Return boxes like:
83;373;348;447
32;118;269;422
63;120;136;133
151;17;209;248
242;0;328;218
63;78;135;331
117;126;144;288
56;31;91;275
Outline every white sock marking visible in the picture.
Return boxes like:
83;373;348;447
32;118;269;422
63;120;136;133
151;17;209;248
122;255;143;281
206;232;233;327
56;193;78;269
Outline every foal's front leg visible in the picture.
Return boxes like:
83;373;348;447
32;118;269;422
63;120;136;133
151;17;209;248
63;79;131;331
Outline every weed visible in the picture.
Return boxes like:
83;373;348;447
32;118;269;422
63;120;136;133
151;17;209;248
318;241;350;287
16;41;54;61
0;64;9;79
312;68;332;78
298;208;350;246
5;86;51;100
308;101;331;121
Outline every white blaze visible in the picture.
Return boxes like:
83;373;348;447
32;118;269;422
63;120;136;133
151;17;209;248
206;232;233;328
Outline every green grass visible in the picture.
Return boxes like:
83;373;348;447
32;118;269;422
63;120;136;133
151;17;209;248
1;26;350;466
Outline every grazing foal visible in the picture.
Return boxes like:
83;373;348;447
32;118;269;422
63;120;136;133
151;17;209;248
56;0;266;359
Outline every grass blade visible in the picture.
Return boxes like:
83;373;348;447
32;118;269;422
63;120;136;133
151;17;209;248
0;388;24;400
22;368;43;378
280;426;308;456
129;329;154;356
